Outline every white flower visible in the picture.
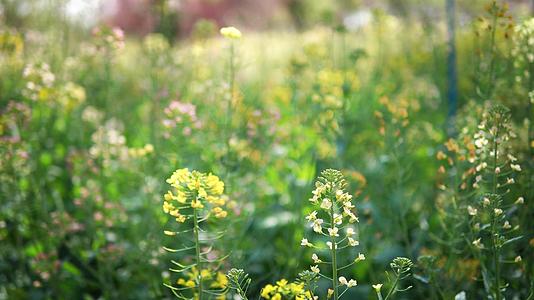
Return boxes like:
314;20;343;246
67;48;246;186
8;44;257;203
312;253;322;263
355;253;365;262
494;208;503;216
312;219;324;233
338;276;348;286
515;197;524;204
514;256;522;263
306;211;318;222
483;197;491;206
328;227;339;237
467;205;477;216
507;154;517;162
503;221;511;229
510;164;521;172
311;265;320;273
348;237;359;247
333;213;342;225
506;178;515;184
372;284;383;292
495;167;501;174
301;238;312;247
346;227;355;236
321;198;332;210
472;238;483;249
347;279;357;287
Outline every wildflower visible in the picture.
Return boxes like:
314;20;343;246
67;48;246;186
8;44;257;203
348;237;359;246
312;253;322;263
327;289;334;298
483;197;491;206
506;178;514;184
515;197;524;204
311;265;320;273
306;211;318;221
473;238;483;249
494;208;503;216
510;164;521;171
495;167;501;174
372;284;383;292
163;230;176;236
328;227;339;237
507;154;517;161
347;279;357;287
312;219;323;233
468;206;478;216
220;26;242;39
301;238;313;247
346;227;355;236
355;253;365;262
503;221;511;229
338;276;348;286
321;198;332;210
333;213;342;225
514;256;522;263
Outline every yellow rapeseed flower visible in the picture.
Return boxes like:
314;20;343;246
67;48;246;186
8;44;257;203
220;26;242;39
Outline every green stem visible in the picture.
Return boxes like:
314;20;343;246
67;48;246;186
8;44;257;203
330;204;338;300
193;208;203;300
383;274;400;300
491;128;501;300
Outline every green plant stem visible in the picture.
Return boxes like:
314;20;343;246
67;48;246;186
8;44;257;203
193;208;203;300
383;274;400;300
491;127;501;300
330;204;338;300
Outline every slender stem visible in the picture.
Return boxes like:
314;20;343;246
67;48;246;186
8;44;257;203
193;208;203;300
383;274;400;300
491;128;501;300
330;204;338;300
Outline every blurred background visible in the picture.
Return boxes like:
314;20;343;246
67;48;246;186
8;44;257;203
1;0;533;300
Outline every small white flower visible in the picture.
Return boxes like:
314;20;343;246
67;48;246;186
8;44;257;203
312;253;322;263
472;238;483;249
328;227;339;237
306;211;318;222
333;213;343;225
495;167;501;174
338;276;348;286
506;178;515;184
347;279;357;288
467;205;477;216
507;154;517;162
312;219;324;233
483;197;491;206
301;238;312;247
515;197;524;204
348;237;359;247
311;265;320;273
321;198;332;210
372;284;383;292
510;164;521;172
355;253;365;262
494;208;503;216
503;221;511;229
514;256;522;263
346;227;355;236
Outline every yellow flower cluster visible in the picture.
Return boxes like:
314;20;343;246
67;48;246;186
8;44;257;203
260;279;314;300
220;26;242;39
163;168;227;222
176;267;228;299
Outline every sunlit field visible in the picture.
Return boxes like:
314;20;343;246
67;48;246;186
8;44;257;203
0;0;533;299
